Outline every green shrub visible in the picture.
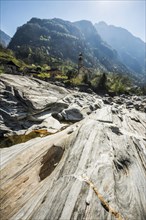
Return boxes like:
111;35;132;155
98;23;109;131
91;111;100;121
106;73;132;94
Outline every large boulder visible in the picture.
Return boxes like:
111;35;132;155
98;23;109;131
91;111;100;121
61;107;84;121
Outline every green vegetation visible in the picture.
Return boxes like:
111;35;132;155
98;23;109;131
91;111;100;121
106;73;132;94
0;45;27;71
1;45;145;95
0;46;23;66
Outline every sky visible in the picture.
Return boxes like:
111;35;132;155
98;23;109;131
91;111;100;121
0;0;145;42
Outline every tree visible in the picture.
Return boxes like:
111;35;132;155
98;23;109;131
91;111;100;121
97;72;107;92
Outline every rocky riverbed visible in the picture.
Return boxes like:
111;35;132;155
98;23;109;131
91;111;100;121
0;74;146;220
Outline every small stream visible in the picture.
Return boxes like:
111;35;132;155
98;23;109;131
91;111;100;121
0;130;51;148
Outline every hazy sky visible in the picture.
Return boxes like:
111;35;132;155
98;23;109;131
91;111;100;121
0;0;145;42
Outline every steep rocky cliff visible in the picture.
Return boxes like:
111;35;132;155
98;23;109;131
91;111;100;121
8;18;129;74
0;74;146;220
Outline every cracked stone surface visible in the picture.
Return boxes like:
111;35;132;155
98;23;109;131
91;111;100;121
0;74;146;220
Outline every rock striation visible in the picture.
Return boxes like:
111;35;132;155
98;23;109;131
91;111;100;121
0;74;101;139
0;74;146;220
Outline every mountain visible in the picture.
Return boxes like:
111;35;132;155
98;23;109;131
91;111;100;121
73;20;129;73
0;30;11;47
95;22;146;78
8;18;129;74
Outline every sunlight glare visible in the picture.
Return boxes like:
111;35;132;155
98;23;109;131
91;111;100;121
98;0;118;10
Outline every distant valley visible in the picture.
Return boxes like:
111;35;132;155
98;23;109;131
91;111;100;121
95;21;146;78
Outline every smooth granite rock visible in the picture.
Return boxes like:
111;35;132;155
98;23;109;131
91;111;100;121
0;74;102;137
0;74;146;220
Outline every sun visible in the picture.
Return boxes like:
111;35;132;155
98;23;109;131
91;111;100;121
98;0;118;9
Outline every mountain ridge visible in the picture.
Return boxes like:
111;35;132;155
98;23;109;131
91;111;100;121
95;21;146;77
8;17;130;75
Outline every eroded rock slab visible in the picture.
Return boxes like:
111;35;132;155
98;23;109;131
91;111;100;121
0;74;102;138
0;106;146;220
